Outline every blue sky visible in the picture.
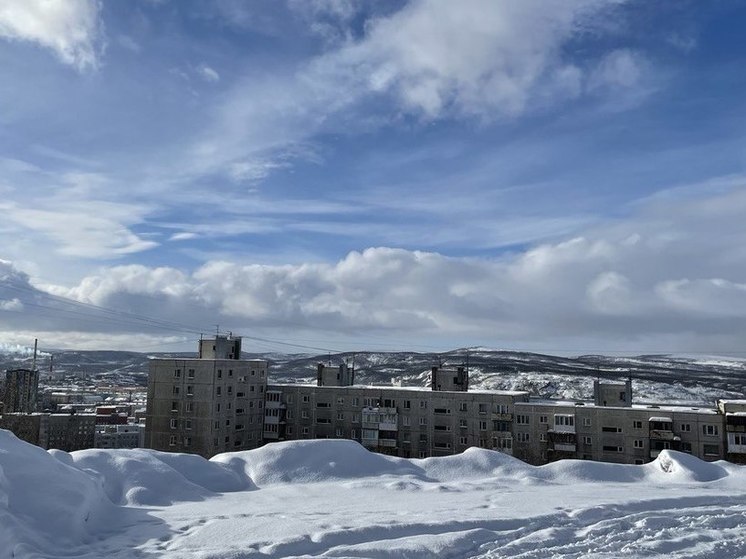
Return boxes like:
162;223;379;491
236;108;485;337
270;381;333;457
1;0;746;355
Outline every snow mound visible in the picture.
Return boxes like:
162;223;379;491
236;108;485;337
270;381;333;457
212;439;426;486
0;430;115;556
652;449;733;482
416;446;535;482
55;447;251;506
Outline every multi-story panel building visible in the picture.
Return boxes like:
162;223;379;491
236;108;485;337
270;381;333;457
717;399;746;464
512;380;724;465
94;423;145;449
264;364;529;459
0;412;96;451
3;368;39;413
144;335;267;458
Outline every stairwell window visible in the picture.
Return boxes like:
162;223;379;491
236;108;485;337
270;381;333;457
703;425;719;436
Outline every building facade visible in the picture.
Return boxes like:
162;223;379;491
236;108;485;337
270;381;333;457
144;335;268;458
3;368;39;413
0;411;96;451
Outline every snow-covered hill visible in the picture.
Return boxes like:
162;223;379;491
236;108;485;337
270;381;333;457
1;429;745;558
3;346;746;403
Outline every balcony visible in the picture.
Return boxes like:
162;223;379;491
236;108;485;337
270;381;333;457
552;443;576;453
265;401;285;410
378;438;397;448
492;413;513;421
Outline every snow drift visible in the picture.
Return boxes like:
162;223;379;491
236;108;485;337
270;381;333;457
1;429;745;559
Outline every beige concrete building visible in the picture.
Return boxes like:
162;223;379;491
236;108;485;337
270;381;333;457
144;335;267;458
0;411;96;451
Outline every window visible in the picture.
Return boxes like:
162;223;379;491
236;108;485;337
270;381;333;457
583;417;592;427
172;386;180;395
352;397;359;406
403;400;411;409
602;426;622;433
250;385;255;392
703;425;719;436
302;427;309;435
186;385;193;396
554;415;574;427
734;434;746;445
185;419;192;430
169;435;177;446
583;436;592;445
681;423;691;432
434;408;450;415
516;414;530;425
337;412;345;420
633;439;644;449
225;419;230;426
350;429;357;438
301;410;309;419
227;386;233;395
479;420;488;431
497;438;512;450
214;420;220;429
516;433;530;443
539;415;548;424
215;403;221;412
703;444;720;456
495;404;509;414
460;419;468;428
336;428;343;437
402;416;411;426
539;433;547;442
286;410;293;419
185;401;193;412
419;417;427;426
337;397;345;405
217;369;222;379
434;425;451;431
478;403;487;414
171;401;178;412
459;402;468;412
353;413;360;423
419;451;428;458
183;436;191;447
602;445;623;453
317;402;330;408
680;441;692;453
420;401;427;409
170;418;178;429
174;369;181;378
216;386;222;396
619;391;626;402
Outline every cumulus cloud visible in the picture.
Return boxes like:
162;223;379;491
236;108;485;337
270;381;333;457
3;179;736;353
0;0;104;71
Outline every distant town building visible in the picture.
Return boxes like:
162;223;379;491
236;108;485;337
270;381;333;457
3;368;39;413
0;411;96;451
94;423;145;449
144;335;268;458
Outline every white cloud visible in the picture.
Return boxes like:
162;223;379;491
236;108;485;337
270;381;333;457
0;298;23;311
8;178;741;353
0;0;104;71
198;64;220;83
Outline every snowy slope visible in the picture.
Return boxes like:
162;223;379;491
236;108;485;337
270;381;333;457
2;430;746;558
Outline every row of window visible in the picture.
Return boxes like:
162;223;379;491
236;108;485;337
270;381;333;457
173;368;265;380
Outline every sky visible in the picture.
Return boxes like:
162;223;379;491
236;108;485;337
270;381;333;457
1;0;746;355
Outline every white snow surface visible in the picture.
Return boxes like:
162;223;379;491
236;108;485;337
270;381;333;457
1;430;746;558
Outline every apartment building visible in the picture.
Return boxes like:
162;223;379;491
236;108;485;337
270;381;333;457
3;368;39;413
144;335;268;458
264;364;529;458
512;381;724;465
263;371;739;465
95;423;145;449
141;338;742;466
0;411;96;451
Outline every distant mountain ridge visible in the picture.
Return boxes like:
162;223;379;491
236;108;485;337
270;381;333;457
2;347;745;403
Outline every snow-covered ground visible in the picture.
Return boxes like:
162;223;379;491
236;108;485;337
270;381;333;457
1;429;745;559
